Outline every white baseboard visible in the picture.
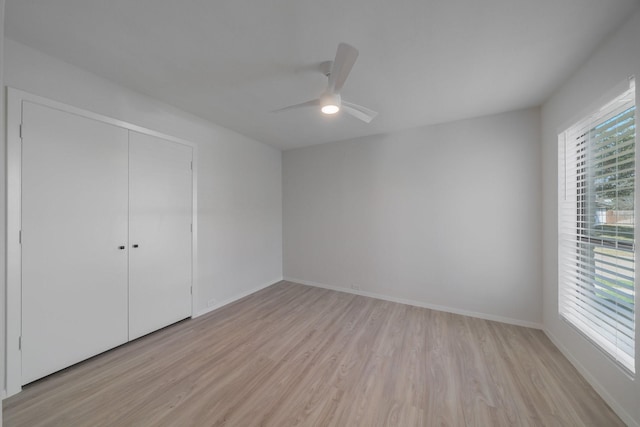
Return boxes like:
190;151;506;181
543;329;639;427
284;277;543;330
194;278;283;318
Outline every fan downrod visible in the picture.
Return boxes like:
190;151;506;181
319;60;333;77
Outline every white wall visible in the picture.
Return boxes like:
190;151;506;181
3;39;283;317
283;107;542;327
541;9;640;427
1;0;6;417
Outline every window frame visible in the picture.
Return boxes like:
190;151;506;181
557;80;637;375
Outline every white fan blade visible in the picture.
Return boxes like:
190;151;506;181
272;99;320;112
328;43;359;93
342;101;378;123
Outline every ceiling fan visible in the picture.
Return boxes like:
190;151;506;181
276;43;378;123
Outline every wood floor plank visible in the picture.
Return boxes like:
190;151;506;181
3;281;625;426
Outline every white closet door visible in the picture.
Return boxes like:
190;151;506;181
21;102;129;384
128;132;193;340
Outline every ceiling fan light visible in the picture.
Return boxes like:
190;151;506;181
321;104;340;114
320;92;341;115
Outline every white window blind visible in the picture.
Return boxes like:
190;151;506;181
558;82;636;374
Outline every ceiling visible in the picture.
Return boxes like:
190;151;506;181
5;0;640;150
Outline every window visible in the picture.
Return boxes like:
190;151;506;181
558;80;636;374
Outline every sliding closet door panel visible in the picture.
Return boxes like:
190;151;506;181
21;102;129;384
129;132;193;340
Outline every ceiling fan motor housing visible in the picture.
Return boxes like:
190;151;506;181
320;92;341;114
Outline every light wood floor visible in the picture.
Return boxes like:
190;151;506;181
3;281;624;426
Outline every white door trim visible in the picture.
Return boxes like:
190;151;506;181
5;87;198;396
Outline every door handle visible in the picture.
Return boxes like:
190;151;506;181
118;246;125;250
132;244;139;248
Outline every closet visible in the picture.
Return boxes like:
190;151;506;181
19;100;194;385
